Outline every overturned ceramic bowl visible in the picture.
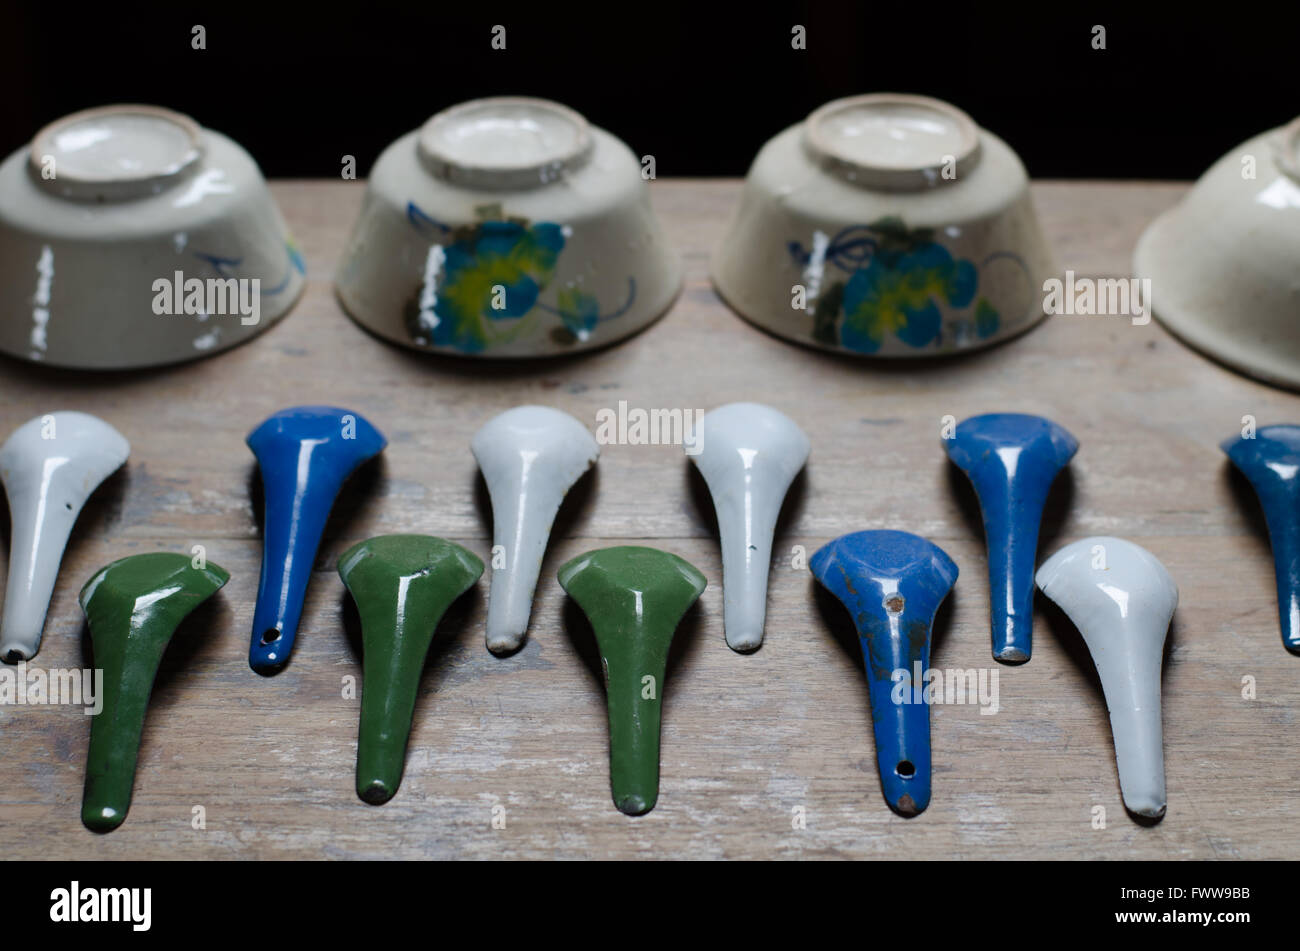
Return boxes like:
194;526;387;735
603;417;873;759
713;93;1056;357
0;104;304;369
335;97;681;357
1135;116;1300;390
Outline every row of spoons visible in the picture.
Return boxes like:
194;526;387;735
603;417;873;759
3;407;1299;829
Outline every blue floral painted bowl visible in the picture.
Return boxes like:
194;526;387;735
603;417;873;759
712;94;1056;358
336;97;682;358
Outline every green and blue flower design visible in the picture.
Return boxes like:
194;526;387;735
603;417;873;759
788;217;1013;353
404;202;634;352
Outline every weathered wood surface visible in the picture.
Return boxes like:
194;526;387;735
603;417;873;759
1;179;1297;860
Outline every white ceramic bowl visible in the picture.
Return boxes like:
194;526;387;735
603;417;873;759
0;104;304;369
335;97;681;357
1135;116;1300;389
712;93;1056;357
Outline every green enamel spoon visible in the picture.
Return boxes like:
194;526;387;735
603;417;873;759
79;552;229;832
558;546;705;816
338;535;484;804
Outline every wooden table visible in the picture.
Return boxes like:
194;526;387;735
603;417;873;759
2;180;1296;860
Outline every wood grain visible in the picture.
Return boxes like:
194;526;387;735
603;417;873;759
1;179;1297;859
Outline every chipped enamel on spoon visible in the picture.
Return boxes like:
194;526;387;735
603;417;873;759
0;412;129;663
943;413;1077;663
473;406;598;654
1035;536;1177;820
689;403;809;652
247;406;386;674
810;530;958;817
1221;424;1300;654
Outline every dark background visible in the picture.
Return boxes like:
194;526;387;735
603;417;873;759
1;1;1295;180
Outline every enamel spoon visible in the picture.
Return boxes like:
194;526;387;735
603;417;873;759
473;406;598;654
1222;424;1300;654
810;530;957;817
79;552;229;831
0;411;129;663
338;534;484;804
558;546;705;815
1035;536;1177;819
943;412;1077;662
247;406;386;674
689;402;809;652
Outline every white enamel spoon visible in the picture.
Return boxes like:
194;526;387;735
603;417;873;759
473;406;598;654
1036;536;1177;819
1;411;130;662
689;403;809;652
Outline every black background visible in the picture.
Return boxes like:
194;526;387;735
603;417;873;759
0;3;1296;180
12;860;1273;934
